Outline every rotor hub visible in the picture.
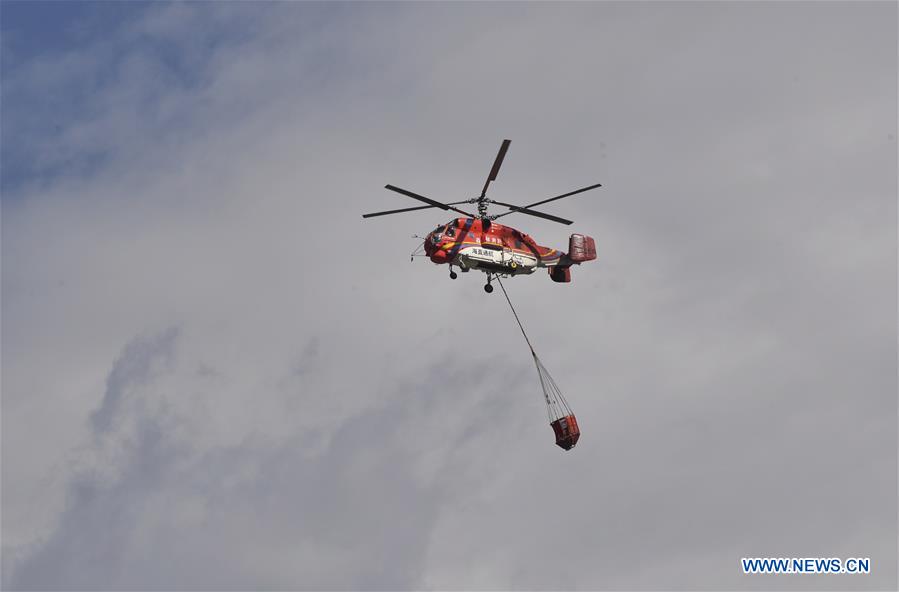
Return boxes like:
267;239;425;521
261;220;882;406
477;197;490;219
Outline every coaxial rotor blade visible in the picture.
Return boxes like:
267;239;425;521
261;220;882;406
490;200;573;225
480;139;511;198
362;201;470;219
520;183;603;210
384;184;475;217
493;183;602;221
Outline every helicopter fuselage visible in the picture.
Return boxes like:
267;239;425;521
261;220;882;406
423;217;563;276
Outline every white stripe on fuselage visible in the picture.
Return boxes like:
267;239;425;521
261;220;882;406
452;245;540;273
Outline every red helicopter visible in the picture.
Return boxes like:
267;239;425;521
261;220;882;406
363;140;601;293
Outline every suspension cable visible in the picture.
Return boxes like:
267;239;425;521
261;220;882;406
495;275;574;422
495;275;535;354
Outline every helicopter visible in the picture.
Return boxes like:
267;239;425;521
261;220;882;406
362;140;600;293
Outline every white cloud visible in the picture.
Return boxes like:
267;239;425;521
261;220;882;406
3;3;896;590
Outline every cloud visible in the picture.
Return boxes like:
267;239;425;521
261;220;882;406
90;327;179;434
8;326;532;590
2;2;896;590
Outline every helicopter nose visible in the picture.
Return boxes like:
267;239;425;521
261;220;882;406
430;249;448;263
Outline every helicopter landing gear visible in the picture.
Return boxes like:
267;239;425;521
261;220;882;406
484;274;494;293
449;267;458;280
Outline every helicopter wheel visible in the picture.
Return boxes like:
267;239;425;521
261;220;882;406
450;271;458;280
484;283;494;293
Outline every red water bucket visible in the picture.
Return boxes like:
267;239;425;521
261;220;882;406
550;414;580;450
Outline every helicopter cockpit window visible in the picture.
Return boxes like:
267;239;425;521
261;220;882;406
445;224;456;237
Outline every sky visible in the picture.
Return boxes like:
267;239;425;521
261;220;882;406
1;2;896;590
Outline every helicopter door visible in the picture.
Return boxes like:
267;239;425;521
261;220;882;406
501;244;518;271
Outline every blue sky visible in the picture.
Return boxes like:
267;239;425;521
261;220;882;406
2;1;140;59
2;2;351;195
3;2;149;192
2;3;896;590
